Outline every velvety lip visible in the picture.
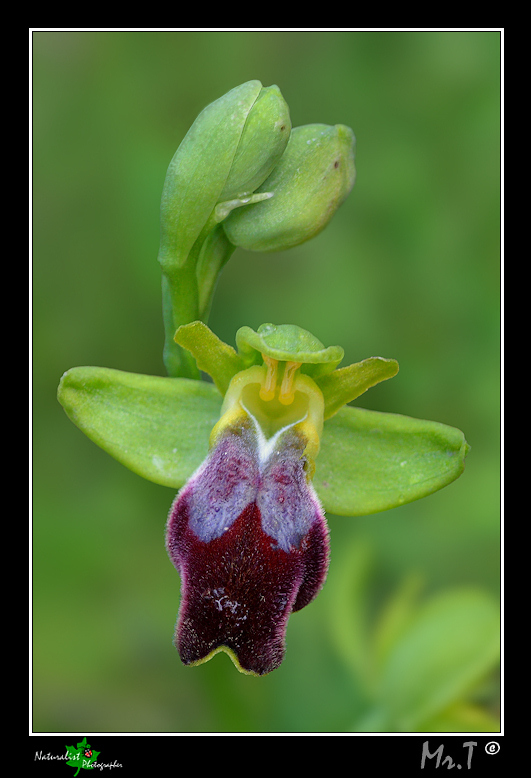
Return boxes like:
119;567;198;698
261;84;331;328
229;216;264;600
166;419;329;675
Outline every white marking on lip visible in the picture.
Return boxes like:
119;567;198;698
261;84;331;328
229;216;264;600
240;400;307;468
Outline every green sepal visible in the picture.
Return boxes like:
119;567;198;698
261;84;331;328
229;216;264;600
317;357;399;420
57;366;222;489
236;323;344;377
314;405;470;516
174;321;245;396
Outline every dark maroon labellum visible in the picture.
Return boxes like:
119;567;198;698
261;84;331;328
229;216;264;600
166;419;329;675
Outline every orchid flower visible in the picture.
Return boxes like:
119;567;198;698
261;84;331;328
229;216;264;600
57;81;468;675
58;321;468;675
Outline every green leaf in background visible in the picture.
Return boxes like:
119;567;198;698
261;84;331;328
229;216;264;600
315;406;470;516
325;539;375;685
326;542;500;733
373;588;500;731
417;700;501;733
57;366;222;488
371;572;425;673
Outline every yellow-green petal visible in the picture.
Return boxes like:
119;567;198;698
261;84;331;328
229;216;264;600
317;356;399;420
174;321;245;395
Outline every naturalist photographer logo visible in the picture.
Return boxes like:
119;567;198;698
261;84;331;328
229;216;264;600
34;737;122;774
65;737;100;775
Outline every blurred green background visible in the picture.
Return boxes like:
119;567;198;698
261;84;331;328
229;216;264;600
33;30;501;733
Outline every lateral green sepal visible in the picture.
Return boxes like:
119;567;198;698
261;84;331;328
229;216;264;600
57;366;222;488
314;405;469;516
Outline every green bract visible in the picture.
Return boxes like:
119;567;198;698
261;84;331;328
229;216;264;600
58;322;469;516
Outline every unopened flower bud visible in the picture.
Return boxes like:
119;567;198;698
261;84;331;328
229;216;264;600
222;123;356;253
219;85;291;202
158;80;291;273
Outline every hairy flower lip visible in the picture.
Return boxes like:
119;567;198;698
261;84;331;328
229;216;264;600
166;402;330;675
168;499;329;675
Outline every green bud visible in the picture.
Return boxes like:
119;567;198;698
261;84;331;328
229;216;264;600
158;80;291;273
222;123;356;253
219;85;291;202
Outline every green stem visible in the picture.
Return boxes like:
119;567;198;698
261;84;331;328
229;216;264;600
196;224;236;321
162;248;201;378
161;217;236;378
